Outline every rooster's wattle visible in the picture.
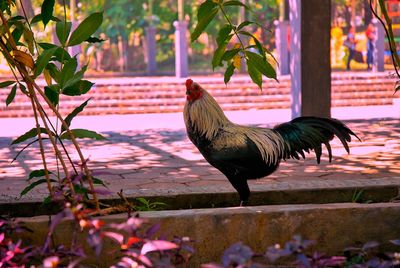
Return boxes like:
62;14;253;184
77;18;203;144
183;79;360;205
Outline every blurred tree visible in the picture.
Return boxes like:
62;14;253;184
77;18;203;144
247;0;279;50
16;0;34;17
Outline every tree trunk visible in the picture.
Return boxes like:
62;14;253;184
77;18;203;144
118;36;128;72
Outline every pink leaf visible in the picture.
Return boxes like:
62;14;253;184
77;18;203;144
102;231;124;244
141;240;178;255
0;233;4;243
138;254;153;267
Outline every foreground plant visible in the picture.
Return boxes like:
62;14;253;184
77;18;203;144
1;1;106;209
203;236;400;268
0;206;193;266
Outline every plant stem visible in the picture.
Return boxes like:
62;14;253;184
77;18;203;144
29;80;100;211
18;0;39;54
0;39;54;196
28;83;75;196
28;92;54;196
0;11;17;50
371;0;400;78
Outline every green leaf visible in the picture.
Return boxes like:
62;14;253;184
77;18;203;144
8;16;25;25
239;30;265;58
19;83;27;94
237;20;254;31
21;179;55;196
39;43;72;62
59;57;78;88
30;14;42;24
74;184;89;195
191;0;218;42
68;12;103;46
34;46;57;77
30;14;60;25
11;127;52;145
224;62;235;84
62;98;91;133
62;80;93;96
28;169;52;181
0;80;15;88
85;36;106;43
41;0;55;28
43;195;52;204
44;85;59;105
245;51;277;81
223;0;250;9
46;63;60;83
212;43;227;70
60;129;106;140
212;25;234;69
23;27;35;54
221;48;241;61
216;24;233;46
54;47;72;62
11;26;23;43
6;84;17;106
56;21;72;46
38;42;57;50
93;177;107;187
247;58;262;89
64;64;88;89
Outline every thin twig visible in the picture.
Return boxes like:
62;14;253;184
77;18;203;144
36;104;78;175
0;11;17;49
18;0;39;54
29;80;100;211
0;37;54;196
28;93;54;196
370;0;400;78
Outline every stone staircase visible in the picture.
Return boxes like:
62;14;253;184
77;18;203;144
0;72;397;118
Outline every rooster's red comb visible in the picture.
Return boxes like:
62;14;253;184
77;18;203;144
185;79;193;88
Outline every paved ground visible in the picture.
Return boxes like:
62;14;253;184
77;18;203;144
0;105;399;204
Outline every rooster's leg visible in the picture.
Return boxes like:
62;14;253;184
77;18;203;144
227;176;250;206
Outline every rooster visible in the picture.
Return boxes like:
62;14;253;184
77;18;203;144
183;79;360;206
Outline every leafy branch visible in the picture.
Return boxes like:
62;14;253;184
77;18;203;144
0;0;105;210
191;0;277;89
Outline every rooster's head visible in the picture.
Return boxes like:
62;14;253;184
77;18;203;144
185;79;203;101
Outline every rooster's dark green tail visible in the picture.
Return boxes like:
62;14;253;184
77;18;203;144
273;117;360;163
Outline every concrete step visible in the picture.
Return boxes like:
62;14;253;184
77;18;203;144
0;75;397;118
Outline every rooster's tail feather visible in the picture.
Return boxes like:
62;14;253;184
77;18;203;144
273;116;360;163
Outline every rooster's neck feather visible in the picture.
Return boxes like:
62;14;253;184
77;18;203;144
183;88;285;165
184;89;230;140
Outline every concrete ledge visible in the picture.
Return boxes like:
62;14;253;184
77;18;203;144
1;180;399;217
15;202;400;266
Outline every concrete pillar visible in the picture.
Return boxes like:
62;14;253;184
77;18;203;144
145;26;157;75
372;18;385;72
174;21;189;78
289;0;331;118
274;20;290;75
